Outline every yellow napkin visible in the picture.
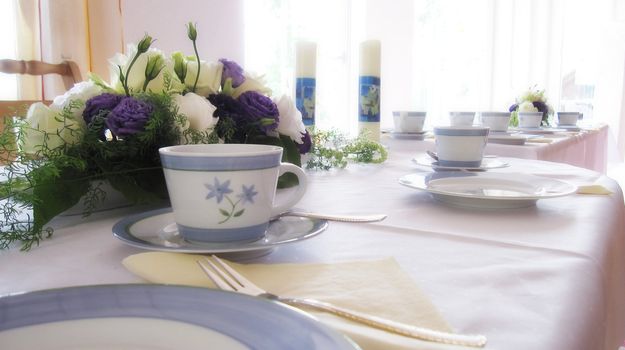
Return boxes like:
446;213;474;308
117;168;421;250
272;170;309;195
577;184;613;195
123;252;461;350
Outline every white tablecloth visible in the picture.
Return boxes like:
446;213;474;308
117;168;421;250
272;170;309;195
404;125;609;173
1;137;623;350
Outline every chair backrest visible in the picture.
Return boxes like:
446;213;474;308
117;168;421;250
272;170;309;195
0;59;82;91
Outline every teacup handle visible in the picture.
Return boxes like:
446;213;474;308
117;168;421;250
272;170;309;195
271;163;308;217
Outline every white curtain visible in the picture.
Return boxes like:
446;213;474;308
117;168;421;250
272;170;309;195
244;0;625;159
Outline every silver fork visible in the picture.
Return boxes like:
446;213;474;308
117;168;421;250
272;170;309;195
197;255;487;348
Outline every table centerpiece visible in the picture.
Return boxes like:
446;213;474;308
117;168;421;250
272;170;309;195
0;23;386;251
508;86;554;127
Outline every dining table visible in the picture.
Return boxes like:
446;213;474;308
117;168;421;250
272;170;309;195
397;124;609;173
0;135;623;350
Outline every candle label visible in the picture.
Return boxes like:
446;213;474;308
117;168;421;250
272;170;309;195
296;77;316;126
359;76;380;122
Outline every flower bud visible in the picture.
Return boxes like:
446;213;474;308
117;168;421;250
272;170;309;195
187;22;197;41
137;34;154;53
144;55;165;82
172;52;187;82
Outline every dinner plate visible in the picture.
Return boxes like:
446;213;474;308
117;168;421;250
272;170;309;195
412;156;510;171
113;207;329;259
0;284;358;350
399;172;577;209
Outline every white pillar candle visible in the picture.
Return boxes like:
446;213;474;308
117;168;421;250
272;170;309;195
295;41;317;126
358;40;381;141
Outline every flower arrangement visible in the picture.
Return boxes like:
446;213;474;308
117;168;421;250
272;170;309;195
508;86;554;127
0;23;386;251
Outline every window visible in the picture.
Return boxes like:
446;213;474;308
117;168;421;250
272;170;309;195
0;0;17;99
244;0;625;142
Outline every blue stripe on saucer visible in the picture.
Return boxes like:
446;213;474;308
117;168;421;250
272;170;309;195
178;222;268;242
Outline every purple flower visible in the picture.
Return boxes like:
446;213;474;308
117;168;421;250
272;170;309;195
508;103;518;112
83;93;123;125
237;184;258;204
219;59;245;88
238;91;279;132
205;178;233;203
209;93;248;122
532;101;548;114
298;130;312;154
106;97;153;137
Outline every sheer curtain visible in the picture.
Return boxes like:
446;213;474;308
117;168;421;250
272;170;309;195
244;0;625;158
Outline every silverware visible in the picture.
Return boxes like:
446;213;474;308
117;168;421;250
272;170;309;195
274;210;387;223
426;150;439;161
197;255;487;348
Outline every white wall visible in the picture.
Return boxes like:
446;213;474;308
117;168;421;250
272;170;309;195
121;0;244;64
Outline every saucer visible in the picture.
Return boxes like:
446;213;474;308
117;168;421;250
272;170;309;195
390;131;427;140
487;134;532;145
412;156;509;171
556;125;581;131
112;208;329;259
514;127;567;134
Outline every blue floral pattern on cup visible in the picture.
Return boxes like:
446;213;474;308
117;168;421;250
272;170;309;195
205;178;258;224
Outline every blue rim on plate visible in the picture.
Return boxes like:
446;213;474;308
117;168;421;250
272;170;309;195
0;284;359;350
112;207;329;256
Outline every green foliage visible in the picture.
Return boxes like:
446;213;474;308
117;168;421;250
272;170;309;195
0;93;185;250
306;128;387;170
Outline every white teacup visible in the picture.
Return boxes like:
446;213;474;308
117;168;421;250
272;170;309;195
393;111;426;133
434;126;489;168
449;112;475;126
518;112;543;128
557;112;579;126
159;144;307;243
480;112;511;132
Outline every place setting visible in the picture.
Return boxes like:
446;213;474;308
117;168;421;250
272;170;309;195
112;143;386;260
389;111;429;140
403;125;577;208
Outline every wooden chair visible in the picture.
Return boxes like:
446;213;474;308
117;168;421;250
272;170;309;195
0;59;82;91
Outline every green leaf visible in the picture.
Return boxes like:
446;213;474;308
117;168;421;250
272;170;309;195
31;167;90;235
219;209;230;216
233;209;244;217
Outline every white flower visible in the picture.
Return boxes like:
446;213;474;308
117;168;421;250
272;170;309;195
51;80;102;118
173;93;218;131
184;60;223;97
109;44;175;94
274;95;306;143
21;102;84;153
518;101;538;112
232;72;272;99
